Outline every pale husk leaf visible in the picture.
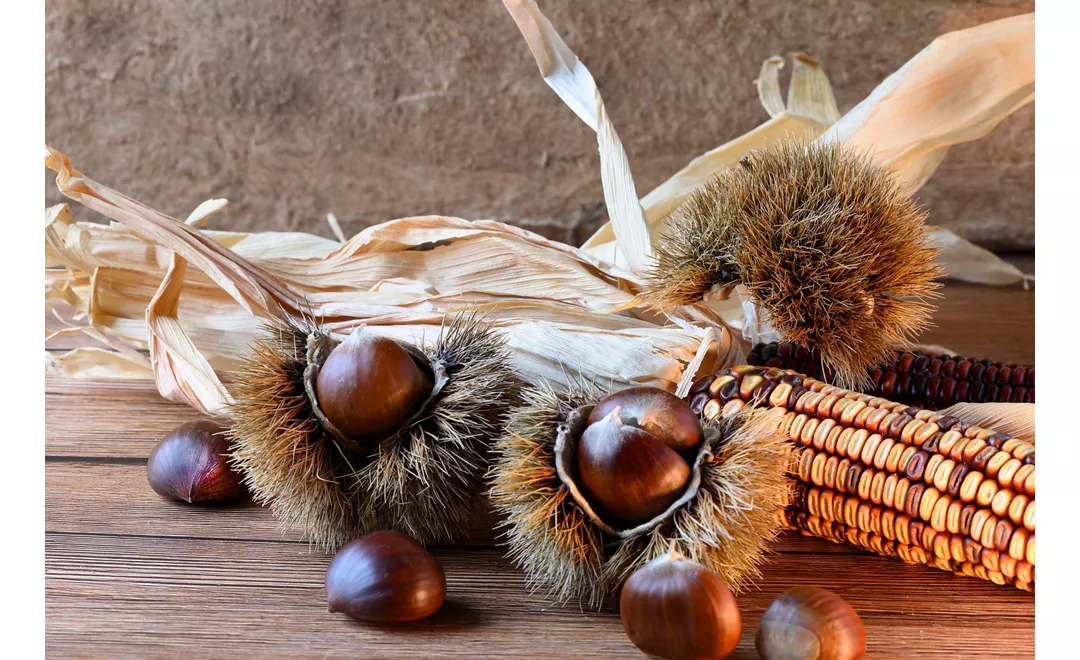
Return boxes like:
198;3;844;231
938;402;1035;445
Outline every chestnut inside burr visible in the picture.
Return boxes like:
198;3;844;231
554;404;718;537
302;328;447;453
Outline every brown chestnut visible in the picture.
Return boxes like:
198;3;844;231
325;530;446;623
577;410;691;523
146;419;245;504
620;549;742;660
315;327;428;441
589;386;703;453
756;586;865;660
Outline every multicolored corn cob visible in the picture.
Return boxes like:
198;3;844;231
746;341;1035;409
687;365;1035;591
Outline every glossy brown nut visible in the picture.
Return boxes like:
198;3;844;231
756;586;865;660
577;412;691;523
315;329;427;441
589;387;704;453
146;419;245;504
325;531;445;622
621;552;741;660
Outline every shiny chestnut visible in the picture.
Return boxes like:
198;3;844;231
756;586;865;660
325;530;446;623
589;386;704;453
620;550;742;659
576;410;691;523
146;419;245;504
315;328;428;441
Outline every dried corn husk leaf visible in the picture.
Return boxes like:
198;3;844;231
46;347;153;379
938;402;1034;445
503;0;652;274
929;227;1033;287
45;147;738;406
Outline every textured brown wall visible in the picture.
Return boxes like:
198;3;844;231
45;0;1034;250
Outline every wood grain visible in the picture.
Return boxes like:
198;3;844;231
46;534;1032;659
45;271;1036;658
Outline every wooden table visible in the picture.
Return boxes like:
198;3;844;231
45;261;1036;659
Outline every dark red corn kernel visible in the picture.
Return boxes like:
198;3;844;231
954;360;970;379
985;385;1000;403
997;367;1011;385
928;358;943;375
716;378;740;403
753;381;777;404
1025;368;1034;388
981;359;994;368
847;464;863;493
765;357;784;368
798;360;818;378
972;446;998;472
913;355;930;373
1022;452;1035;465
781;374;803;387
947;465;969;497
1000;385;1013;403
905;450;929;480
1009;388;1025;403
869;370;884;388
970;363;986;382
690;376;714;396
937;415;961;431
939;379;958;406
953;422;971;434
795;344;811;361
943;360;957;378
897;353;915;374
955;381;970;404
969;382;986;403
903;407;921;418
880;372;898;397
689;393;709;415
984;366;999;386
912;374;928;400
788;386;808;409
986;433;1011;448
889;414;915;439
1025;389;1035;404
1010;366;1026;387
761;342;778;362
777;342;795;359
922;433;941;453
905;484;925;517
926;377;941;404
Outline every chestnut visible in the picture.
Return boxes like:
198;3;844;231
315;327;428;441
620;549;741;659
146;419;245;504
589;386;704;453
325;530;446;623
756;586;865;660
576;410;691;523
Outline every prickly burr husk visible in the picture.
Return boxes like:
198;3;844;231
228;314;519;551
644;140;943;388
487;382;792;607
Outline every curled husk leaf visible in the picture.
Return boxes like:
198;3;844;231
645;140;943;388
488;382;791;607
229;313;518;551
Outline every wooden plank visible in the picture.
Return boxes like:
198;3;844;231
45;462;862;553
45;533;1033;659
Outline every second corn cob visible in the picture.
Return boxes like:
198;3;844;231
688;364;1035;591
746;341;1035;409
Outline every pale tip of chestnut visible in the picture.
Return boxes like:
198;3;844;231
325;530;446;623
146;419;245;504
756;586;866;660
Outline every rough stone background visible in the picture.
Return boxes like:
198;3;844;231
45;0;1034;250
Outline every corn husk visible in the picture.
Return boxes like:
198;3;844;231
45;144;741;415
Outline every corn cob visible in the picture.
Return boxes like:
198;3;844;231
688;365;1035;591
746;341;1035;409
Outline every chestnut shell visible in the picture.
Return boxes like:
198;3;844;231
620;552;742;660
588;386;703;453
325;530;446;623
146;419;244;504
